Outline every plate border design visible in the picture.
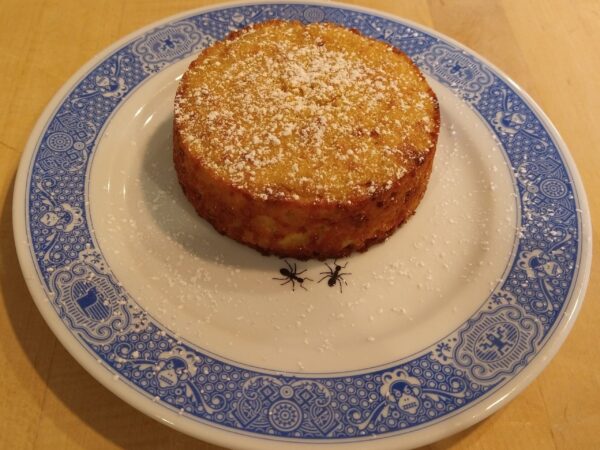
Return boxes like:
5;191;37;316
14;1;591;447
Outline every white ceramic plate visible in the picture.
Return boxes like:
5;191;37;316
13;2;591;449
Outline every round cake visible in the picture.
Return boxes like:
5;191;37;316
173;20;440;260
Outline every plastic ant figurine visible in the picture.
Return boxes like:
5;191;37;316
273;260;312;291
319;260;351;293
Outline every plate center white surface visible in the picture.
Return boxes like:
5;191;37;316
90;59;517;373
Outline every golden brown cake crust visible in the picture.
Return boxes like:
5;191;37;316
173;20;440;260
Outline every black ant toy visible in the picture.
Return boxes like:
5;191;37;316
319;260;351;293
273;260;312;291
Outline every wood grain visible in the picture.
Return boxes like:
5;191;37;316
1;1;598;449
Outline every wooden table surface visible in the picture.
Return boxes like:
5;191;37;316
1;1;598;449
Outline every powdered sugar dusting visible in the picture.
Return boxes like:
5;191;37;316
174;21;437;202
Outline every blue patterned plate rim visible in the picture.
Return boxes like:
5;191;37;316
13;1;592;449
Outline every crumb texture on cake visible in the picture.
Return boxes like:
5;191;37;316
174;20;440;259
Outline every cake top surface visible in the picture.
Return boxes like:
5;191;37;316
174;20;439;203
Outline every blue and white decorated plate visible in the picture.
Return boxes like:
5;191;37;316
13;2;592;449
